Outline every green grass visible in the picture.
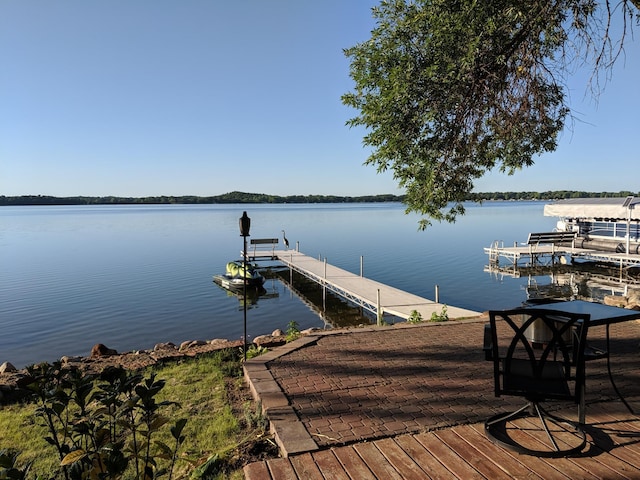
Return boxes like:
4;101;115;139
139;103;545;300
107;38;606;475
0;349;267;479
0;402;59;474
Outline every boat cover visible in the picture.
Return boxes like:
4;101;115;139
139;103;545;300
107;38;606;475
544;197;640;221
226;261;253;278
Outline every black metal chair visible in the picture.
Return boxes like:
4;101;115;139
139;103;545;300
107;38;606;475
484;308;591;457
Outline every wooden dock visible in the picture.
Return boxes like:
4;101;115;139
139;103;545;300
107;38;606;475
264;249;480;321
485;241;640;269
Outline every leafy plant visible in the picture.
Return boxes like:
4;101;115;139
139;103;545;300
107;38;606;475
285;320;300;342
243;401;267;431
244;345;268;359
430;305;449;322
407;310;423;324
24;362;188;479
0;449;32;480
1;351;258;479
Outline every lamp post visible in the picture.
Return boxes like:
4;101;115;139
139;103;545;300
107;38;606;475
239;211;251;361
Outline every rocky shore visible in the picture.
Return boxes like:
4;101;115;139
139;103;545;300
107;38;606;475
0;328;321;404
602;290;640;310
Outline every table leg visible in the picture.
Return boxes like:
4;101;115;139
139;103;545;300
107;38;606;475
579;383;586;424
605;323;634;414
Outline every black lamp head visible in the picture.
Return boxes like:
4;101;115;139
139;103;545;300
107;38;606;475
239;211;251;237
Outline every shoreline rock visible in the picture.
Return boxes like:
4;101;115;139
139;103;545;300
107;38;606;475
0;328;305;405
603;288;640;310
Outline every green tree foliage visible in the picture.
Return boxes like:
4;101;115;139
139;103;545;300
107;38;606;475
342;0;638;228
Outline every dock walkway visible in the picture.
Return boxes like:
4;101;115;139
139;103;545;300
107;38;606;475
266;249;480;321
485;242;640;269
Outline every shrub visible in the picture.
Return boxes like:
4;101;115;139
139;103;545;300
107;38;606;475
285;321;300;342
23;362;187;479
430;305;449;322
407;310;423;324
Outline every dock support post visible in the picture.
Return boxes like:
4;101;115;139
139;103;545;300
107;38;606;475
360;256;364;277
376;289;383;326
289;253;293;284
323;280;326;312
296;241;299;252
324;258;327;281
435;285;440;304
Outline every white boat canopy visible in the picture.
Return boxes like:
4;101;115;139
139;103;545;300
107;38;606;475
543;197;640;221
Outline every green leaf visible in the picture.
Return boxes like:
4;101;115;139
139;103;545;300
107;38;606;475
60;449;86;466
43;437;57;446
149;415;169;432
153;441;173;459
170;418;188;440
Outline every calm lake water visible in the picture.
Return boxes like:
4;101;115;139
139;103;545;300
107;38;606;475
1;202;559;368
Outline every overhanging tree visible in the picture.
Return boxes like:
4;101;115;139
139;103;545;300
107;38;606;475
343;0;638;228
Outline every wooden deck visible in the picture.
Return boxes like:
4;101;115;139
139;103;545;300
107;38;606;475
268;249;480;321
245;402;640;479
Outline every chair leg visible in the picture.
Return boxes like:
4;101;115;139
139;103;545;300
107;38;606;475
485;402;532;427
534;403;561;452
486;402;587;457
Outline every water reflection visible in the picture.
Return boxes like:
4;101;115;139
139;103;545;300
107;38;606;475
212;266;376;328
212;277;279;310
485;262;640;303
274;269;378;329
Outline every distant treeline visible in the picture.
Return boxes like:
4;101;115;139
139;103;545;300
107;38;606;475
1;190;638;206
0;192;404;206
468;190;639;201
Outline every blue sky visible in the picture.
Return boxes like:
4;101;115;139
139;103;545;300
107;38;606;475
1;1;638;197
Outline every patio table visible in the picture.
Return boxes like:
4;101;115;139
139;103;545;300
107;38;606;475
524;300;640;423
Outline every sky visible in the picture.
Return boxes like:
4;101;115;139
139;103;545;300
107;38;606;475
1;1;638;198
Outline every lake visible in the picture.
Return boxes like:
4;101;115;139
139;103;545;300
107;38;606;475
1;202;558;368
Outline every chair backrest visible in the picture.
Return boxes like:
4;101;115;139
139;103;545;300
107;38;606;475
488;308;590;403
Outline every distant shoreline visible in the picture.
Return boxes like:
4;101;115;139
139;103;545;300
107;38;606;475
1;192;403;206
1;190;637;206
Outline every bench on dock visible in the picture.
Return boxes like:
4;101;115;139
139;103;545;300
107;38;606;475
249;238;279;259
525;231;577;263
527;231;577;246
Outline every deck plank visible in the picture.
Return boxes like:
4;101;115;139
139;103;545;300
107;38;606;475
332;446;377;479
413;431;485;479
289;452;324;480
374;437;431;480
353;441;404;479
393;434;456;480
587;405;640;474
266;457;297;480
515;416;615;480
465;423;555;480
311;449;350;480
243;460;271;480
437;427;528;480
